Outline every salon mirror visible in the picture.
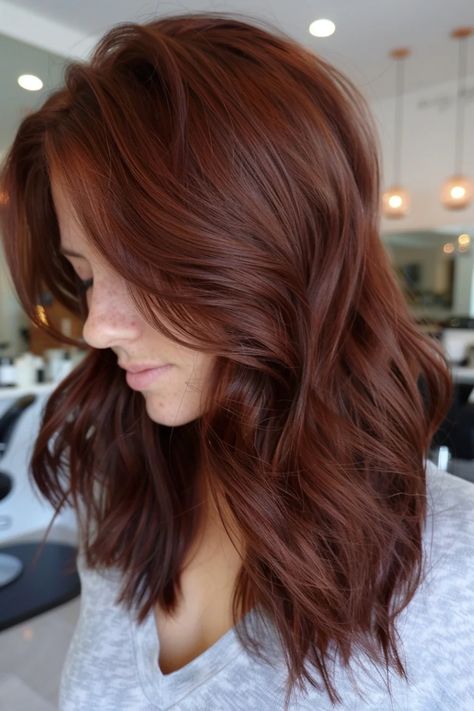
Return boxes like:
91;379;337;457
382;227;474;323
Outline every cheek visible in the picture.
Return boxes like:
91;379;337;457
185;354;216;394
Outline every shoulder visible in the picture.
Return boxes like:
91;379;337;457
395;461;474;708
421;460;474;611
423;460;474;569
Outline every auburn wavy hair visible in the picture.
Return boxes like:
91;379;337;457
0;12;452;708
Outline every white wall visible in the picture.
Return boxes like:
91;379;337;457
0;245;28;355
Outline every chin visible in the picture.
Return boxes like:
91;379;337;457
144;396;200;427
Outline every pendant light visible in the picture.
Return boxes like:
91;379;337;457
441;27;473;210
383;48;411;218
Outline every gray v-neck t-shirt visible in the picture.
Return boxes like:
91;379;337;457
58;461;474;709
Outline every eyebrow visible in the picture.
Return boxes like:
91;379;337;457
59;246;85;259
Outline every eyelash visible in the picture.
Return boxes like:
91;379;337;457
78;278;93;293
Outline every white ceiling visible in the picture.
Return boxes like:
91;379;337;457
2;0;474;101
0;33;66;156
0;0;473;213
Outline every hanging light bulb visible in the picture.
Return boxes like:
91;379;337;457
457;232;471;253
441;28;473;210
383;48;411;218
441;177;473;208
382;186;410;217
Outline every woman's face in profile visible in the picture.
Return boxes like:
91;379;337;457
51;177;216;427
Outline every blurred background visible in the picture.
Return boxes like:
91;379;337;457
0;1;473;708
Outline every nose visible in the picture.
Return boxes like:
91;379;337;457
81;278;142;349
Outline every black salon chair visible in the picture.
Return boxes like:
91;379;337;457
0;394;80;631
446;403;474;460
0;394;36;587
428;362;474;482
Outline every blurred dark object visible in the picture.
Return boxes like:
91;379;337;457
0;394;36;457
440;315;474;328
19;327;31;349
432;398;474;460
0;542;80;631
0;394;80;623
0;395;38;587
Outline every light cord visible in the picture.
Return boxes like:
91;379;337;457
453;35;468;175
393;56;405;185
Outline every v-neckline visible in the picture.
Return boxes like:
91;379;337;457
133;606;253;707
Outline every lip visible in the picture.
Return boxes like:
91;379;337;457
124;365;172;390
119;362;167;373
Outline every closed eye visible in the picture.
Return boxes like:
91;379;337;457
78;278;93;293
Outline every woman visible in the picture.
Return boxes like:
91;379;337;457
1;12;473;710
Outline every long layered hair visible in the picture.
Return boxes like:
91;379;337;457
0;13;451;707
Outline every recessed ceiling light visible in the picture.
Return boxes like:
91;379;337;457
309;19;336;38
17;74;43;91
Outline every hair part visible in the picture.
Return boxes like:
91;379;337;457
0;12;452;708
